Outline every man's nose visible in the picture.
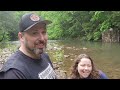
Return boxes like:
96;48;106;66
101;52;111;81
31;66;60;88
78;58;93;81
38;33;44;40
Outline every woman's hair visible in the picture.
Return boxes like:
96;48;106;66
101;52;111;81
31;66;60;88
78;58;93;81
70;54;100;79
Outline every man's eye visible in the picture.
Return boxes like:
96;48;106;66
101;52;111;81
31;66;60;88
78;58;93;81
42;32;46;34
32;32;38;35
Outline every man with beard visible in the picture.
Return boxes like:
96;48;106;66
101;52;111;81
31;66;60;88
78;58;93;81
0;12;57;79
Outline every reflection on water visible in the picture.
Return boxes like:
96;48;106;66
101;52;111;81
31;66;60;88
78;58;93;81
47;40;120;79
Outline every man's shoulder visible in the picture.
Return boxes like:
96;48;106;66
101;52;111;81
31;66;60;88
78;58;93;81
41;53;50;60
42;53;49;57
0;68;26;79
7;50;23;60
0;50;27;72
41;53;53;66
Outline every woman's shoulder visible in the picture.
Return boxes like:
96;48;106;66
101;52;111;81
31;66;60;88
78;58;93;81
98;70;108;79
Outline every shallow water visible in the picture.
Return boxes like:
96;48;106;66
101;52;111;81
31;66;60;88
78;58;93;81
47;40;120;79
1;40;120;79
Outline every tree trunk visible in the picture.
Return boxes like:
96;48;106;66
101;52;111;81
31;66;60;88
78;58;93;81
102;28;120;43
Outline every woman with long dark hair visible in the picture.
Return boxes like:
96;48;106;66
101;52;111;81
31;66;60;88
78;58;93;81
70;54;108;79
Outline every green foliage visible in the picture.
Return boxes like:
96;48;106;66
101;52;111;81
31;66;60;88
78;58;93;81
0;11;14;42
53;49;64;62
42;11;120;41
0;11;120;42
93;31;101;41
100;21;111;32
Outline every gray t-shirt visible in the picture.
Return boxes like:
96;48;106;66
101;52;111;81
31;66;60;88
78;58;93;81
0;50;57;79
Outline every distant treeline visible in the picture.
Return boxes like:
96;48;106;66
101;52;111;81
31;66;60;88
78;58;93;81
0;11;120;42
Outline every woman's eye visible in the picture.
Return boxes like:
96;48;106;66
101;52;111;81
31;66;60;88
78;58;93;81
88;65;91;67
80;64;85;67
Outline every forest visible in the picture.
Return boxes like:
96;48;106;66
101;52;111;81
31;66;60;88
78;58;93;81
0;11;120;42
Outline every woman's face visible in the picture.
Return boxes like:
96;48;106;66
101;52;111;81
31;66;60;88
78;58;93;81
77;58;92;78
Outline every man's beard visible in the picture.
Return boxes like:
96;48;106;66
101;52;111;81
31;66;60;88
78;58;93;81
32;48;44;55
27;47;46;59
25;40;46;59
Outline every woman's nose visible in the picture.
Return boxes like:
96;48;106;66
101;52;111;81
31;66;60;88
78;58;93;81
85;66;88;70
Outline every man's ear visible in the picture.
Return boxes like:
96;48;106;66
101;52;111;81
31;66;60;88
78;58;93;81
18;32;24;41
